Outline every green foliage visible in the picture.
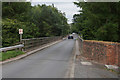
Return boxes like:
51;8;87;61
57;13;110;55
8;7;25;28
96;23;118;42
0;50;25;61
2;19;21;47
2;2;69;47
2;2;31;19
29;5;69;36
72;2;119;42
2;18;39;47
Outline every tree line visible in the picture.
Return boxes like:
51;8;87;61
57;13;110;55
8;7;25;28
72;2;120;42
2;2;69;47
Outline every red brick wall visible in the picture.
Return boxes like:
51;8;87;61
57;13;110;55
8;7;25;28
117;44;120;66
82;40;120;66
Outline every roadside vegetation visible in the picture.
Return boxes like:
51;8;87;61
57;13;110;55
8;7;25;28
2;2;69;47
0;50;25;61
71;2;120;42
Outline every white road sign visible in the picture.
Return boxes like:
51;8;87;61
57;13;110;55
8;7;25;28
19;29;23;34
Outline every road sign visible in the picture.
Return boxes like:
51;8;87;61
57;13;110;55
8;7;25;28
19;29;23;34
19;29;23;42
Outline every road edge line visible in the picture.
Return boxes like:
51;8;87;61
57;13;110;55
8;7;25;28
69;39;77;78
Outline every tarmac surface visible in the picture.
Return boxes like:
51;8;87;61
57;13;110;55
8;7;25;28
2;39;75;78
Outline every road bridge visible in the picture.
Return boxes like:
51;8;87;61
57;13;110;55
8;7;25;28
1;34;119;79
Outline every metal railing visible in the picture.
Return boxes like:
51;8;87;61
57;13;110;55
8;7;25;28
0;44;24;52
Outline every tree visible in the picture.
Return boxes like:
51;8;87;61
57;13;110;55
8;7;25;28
72;2;119;42
2;2;69;47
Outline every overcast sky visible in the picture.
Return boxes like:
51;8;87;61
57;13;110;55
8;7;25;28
29;0;81;24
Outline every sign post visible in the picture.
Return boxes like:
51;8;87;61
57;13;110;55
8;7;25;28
19;29;23;42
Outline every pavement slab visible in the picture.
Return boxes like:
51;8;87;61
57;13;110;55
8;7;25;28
74;57;119;78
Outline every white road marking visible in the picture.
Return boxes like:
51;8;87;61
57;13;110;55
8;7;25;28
105;65;118;69
81;62;92;65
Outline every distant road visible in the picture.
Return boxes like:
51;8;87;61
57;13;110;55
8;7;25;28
2;39;75;78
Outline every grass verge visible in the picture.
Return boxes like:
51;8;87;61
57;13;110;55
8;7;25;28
105;67;120;75
0;50;25;61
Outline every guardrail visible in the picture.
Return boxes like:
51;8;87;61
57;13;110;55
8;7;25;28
22;36;63;52
0;44;24;52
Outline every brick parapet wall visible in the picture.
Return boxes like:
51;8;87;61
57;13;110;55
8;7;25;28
81;40;120;66
117;44;120;66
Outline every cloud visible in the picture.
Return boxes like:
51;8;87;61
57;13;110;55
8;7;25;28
30;0;78;2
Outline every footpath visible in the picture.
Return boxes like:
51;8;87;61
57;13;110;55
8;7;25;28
74;40;119;78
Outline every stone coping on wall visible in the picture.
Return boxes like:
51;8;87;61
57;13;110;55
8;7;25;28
84;40;120;45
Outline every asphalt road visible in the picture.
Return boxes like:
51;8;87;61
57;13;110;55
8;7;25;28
2;39;75;78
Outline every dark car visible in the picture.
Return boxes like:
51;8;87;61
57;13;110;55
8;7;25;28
68;35;73;39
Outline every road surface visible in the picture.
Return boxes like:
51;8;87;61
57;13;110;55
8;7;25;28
2;39;75;78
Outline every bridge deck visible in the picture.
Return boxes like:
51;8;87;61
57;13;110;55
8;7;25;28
2;39;75;78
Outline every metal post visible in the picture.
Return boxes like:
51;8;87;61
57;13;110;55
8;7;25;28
20;34;22;42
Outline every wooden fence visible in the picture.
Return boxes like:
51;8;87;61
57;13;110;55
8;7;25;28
22;36;63;52
0;36;63;53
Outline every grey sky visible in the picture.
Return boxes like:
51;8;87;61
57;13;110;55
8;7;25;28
30;0;80;24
